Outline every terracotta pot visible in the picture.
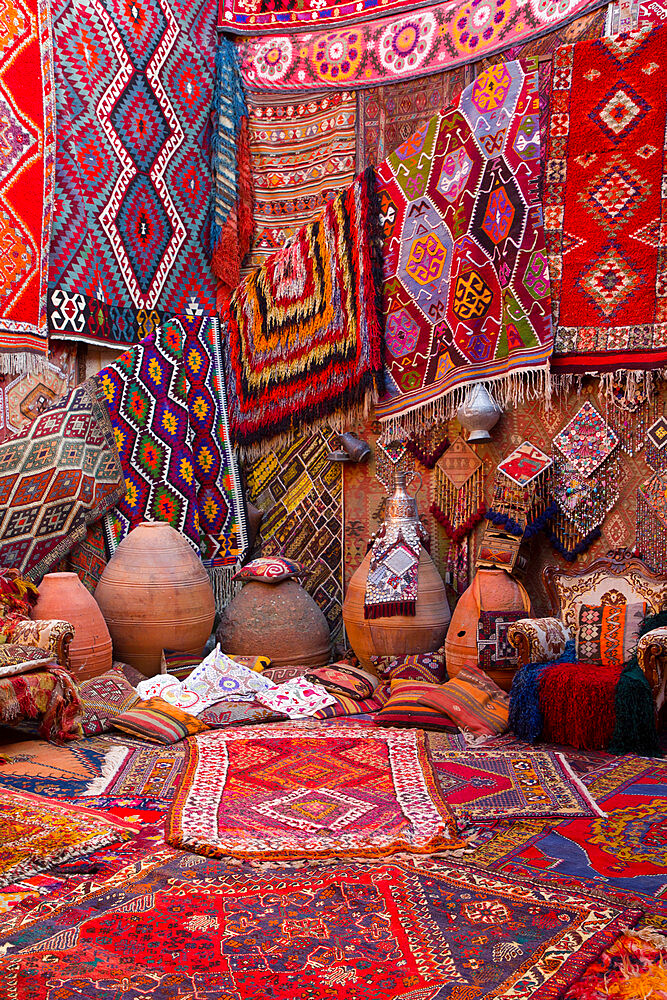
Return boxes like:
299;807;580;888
343;549;450;671
216;578;332;668
445;568;531;691
33;572;113;681
95;522;215;676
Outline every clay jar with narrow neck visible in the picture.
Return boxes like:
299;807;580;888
94;521;215;676
33;572;113;681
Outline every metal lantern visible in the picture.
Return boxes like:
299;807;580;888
457;384;502;442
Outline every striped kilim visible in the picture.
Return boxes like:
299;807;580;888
0;0;54;371
48;0;219;348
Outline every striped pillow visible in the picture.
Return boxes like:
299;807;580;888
111;697;209;743
311;693;383;719
418;666;508;736
374;680;455;730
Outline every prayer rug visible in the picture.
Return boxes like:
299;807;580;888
544;25;667;374
0;380;125;580
238;0;609;91
0;736;112;797
166;725;465;860
98;316;247;597
83;741;187;801
426;744;604;820
0;0;54;372
487;757;667;916
0;670;82;743
48;0;219;349
376;59;553;423
245;429;344;643
245;89;356;272
0;849;638;999
0;789;136;888
222;167;384;454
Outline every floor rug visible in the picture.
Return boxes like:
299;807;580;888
237;0;608;91
0;789;137;889
48;0;219;349
166;725;464;860
544;25;667;374
82;740;187;802
0;736;114;798
426;744;605;821
375;58;553;423
0;380;125;580
0;670;83;743
244;89;356;274
0;849;638;999
222;166;384;455
245;429;344;643
565;926;667;999
0;0;54;372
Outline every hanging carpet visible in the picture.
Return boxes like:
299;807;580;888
48;0;220;348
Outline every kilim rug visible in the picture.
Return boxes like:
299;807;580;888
66;521;108;594
0;0;54;372
0;671;82;743
375;59;553;423
244;89;356;273
221;166;384;455
0;848;638;999
83;740;188;802
97;316;247;598
0;343;77;444
0;736;112;797
427;745;605;821
544;25;667;374
237;0;608;90
0;789;136;888
48;0;219;348
245;429;344;643
166;725;465;860
0;380;125;580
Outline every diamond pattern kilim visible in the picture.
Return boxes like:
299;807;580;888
48;0;219;349
544;25;667;372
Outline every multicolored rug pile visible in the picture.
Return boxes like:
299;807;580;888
376;59;553;423
565;926;667;1000
166;725;464;860
222;167;384;454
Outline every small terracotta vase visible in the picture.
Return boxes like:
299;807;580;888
95;522;215;676
33;572;113;680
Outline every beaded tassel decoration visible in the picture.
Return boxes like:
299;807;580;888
431;436;484;541
406;423;450;470
486;441;554;538
645;412;667;473
605;376;655;457
637;470;667;574
547;456;620;560
375;426;414;494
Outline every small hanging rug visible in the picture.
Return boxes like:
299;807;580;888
427;744;605;821
0;789;137;888
166;725;464;860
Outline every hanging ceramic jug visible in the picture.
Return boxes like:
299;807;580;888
33;572;113;681
343;473;450;670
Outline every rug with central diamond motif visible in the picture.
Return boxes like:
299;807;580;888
166;725;466;860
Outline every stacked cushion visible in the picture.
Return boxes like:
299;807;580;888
418;665;509;736
370;647;447;684
111;697;209;743
374;680;457;730
306;663;378;700
78;667;140;736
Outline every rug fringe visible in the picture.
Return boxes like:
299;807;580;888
83;745;132;796
205;564;240;611
0;352;51;376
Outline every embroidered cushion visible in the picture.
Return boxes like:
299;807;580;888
370;647;447;684
78;667;140;736
418;665;509;736
198;699;285;726
575;602;646;667
233;557;305;583
306;663;378;700
0;644;54;679
374;680;455;730
111;697;209;743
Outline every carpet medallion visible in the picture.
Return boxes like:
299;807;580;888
166;725;465;860
0;850;638;999
427;745;604;821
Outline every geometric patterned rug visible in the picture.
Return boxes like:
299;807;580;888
0;737;112;798
83;740;188;803
166;726;465;860
0;849;638;998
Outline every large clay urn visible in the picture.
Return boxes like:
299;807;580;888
343;475;450;671
445;568;531;691
217;578;332;667
33;572;113;681
95;521;215;676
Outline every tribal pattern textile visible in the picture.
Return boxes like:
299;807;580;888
364;517;424;618
0;380;125;580
376;60;553;423
0;736;112;797
426;745;604;821
553;403;619;477
545;26;667;373
0;0;54;371
0;669;83;743
0;850;637;1000
246;429;344;643
97;317;247;584
478;610;525;672
66;521;108;594
637;468;667;573
48;0;219;349
222;167;384;454
0;343;77;444
0;789;135;888
498;440;552;485
220;0;437;33
238;0;609;91
166;725;463;860
83;740;187;801
245;89;356;273
565;927;667;1000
